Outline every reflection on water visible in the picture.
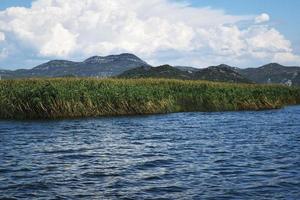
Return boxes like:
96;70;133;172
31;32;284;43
0;106;300;199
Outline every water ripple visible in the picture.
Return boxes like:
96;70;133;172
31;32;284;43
0;106;300;199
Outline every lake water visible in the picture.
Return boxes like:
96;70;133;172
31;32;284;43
1;106;300;199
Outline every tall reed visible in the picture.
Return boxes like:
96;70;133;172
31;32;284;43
0;78;299;119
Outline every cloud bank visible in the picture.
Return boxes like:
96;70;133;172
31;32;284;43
0;0;299;69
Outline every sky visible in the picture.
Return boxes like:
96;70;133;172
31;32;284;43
0;0;299;69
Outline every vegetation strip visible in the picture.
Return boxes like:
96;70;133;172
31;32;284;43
0;78;299;119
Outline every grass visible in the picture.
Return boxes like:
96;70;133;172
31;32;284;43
0;78;299;119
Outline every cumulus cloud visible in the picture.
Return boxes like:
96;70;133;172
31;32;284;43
0;48;8;59
273;52;300;65
0;0;299;68
40;23;77;56
255;13;270;24
0;32;5;41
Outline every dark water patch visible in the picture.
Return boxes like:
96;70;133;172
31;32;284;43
0;167;31;174
144;185;186;193
142;175;164;181
135;159;174;169
57;154;96;160
82;171;121;178
0;181;50;191
39;148;91;154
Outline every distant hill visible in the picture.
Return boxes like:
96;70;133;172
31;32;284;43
119;64;252;83
0;53;150;79
119;65;192;79
175;66;200;73
1;54;300;86
238;63;300;86
0;69;14;79
194;64;252;83
177;63;300;86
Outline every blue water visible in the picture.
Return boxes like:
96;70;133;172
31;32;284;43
0;106;300;199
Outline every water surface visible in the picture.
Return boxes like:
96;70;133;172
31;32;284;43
1;106;300;199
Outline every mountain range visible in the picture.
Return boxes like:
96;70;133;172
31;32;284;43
0;53;149;79
0;53;299;86
119;64;252;83
237;63;300;86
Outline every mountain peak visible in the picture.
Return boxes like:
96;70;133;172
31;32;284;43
118;64;191;79
83;53;147;65
261;63;283;68
83;56;107;64
218;64;231;67
5;53;150;78
156;64;173;69
118;53;141;58
211;64;234;69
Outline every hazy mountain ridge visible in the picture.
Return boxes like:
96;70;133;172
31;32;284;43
0;54;299;85
237;63;300;86
193;64;252;83
119;65;193;80
119;64;252;84
146;63;300;86
0;53;150;78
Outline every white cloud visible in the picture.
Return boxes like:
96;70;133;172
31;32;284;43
0;32;5;41
245;26;291;53
197;25;247;56
0;0;299;68
40;23;77;56
273;52;300;65
0;48;8;59
255;13;270;24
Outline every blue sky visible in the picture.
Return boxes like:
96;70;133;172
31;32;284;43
0;0;299;69
0;0;32;10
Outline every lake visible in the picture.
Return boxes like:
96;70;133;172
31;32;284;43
1;106;300;199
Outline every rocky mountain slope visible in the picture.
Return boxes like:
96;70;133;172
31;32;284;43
193;64;252;83
119;64;252;83
1;53;150;78
1;53;300;86
238;63;300;86
118;65;192;80
177;63;300;86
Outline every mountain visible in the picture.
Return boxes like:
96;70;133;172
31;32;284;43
119;65;192;79
0;53;150;78
1;54;300;86
119;64;252;83
238;63;300;86
0;69;14;79
175;66;200;73
194;64;252;83
0;69;10;73
12;60;78;78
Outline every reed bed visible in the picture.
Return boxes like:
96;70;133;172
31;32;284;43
0;78;299;119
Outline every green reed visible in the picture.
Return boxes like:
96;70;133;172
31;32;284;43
0;78;299;119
